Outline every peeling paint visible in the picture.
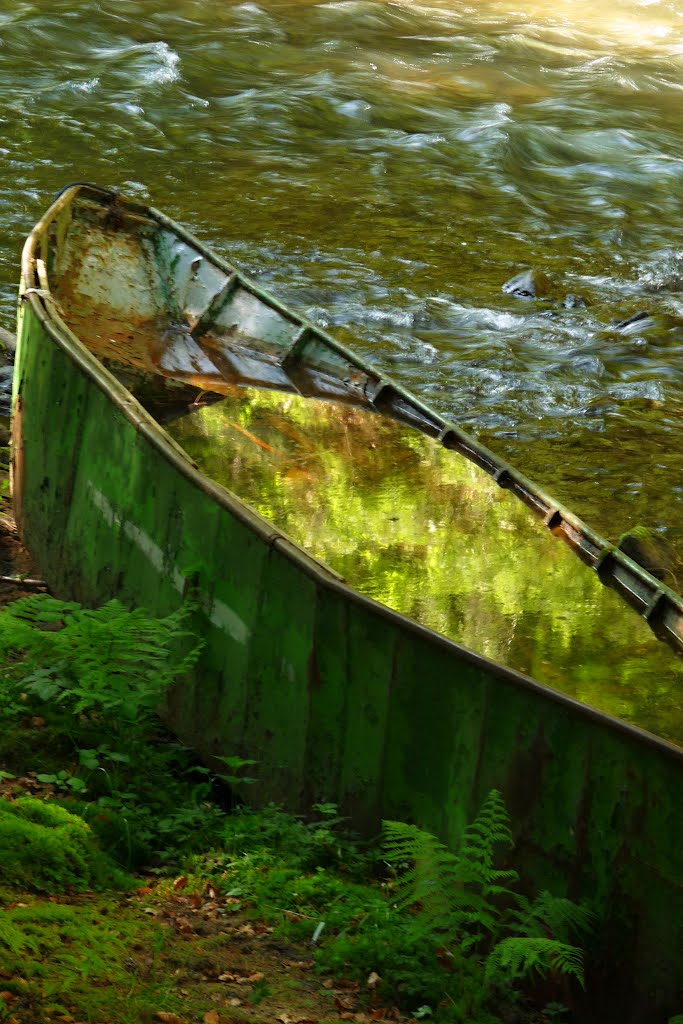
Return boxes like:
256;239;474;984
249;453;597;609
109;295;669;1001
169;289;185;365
207;597;250;646
88;481;249;644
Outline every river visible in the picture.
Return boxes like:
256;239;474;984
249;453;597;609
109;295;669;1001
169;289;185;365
2;0;683;734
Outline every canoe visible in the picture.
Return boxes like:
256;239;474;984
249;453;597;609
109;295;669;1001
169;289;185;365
13;183;683;1020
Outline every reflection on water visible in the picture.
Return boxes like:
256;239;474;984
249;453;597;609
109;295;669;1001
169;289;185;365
169;387;683;745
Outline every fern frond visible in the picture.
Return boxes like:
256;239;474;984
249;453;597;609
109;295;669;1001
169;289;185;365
0;595;203;729
508;891;594;942
383;791;518;948
460;790;513;871
485;936;585;988
1;594;82;624
0;914;38;955
383;820;461;917
380;795;591;1010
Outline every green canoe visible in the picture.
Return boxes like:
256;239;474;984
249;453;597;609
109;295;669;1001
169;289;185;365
13;184;683;1018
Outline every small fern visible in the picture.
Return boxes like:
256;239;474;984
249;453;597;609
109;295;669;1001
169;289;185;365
384;790;517;949
458;789;518;896
485;936;585;987
383;790;592;1008
506;890;594;943
0;595;202;731
0;913;38;955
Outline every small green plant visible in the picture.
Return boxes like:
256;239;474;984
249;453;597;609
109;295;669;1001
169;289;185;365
0;595;242;868
249;976;272;1004
318;791;592;1022
0;594;201;733
35;769;88;793
218;801;375;878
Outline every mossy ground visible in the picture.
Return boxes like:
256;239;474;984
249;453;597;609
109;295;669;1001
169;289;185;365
0;879;396;1024
0;768;407;1024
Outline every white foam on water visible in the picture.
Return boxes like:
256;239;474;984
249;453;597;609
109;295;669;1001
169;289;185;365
142;41;181;85
73;77;100;93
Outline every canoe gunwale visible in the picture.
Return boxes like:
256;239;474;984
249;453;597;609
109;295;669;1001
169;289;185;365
15;183;683;763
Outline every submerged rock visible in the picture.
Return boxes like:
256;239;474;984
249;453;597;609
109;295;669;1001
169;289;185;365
618;530;676;582
0;365;12;416
502;270;591;308
563;293;590;309
0;325;16;354
502;269;555;300
602;310;683;344
611;310;655;334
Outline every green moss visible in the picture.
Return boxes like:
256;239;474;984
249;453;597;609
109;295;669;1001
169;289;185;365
0;897;170;1024
0;796;130;891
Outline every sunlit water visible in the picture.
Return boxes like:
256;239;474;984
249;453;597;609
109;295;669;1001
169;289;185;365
2;0;683;734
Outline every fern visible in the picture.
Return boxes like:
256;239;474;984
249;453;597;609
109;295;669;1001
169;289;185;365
485;936;585;987
384;821;492;943
458;789;518;896
383;790;592;1004
384;791;517;949
506;890;594;943
0;913;38;955
0;595;202;732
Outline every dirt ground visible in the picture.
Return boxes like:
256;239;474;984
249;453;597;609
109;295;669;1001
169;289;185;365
0;422;47;607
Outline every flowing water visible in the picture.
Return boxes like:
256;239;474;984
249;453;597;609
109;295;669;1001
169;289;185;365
2;0;683;735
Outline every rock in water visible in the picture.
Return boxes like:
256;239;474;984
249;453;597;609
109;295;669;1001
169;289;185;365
563;293;590;309
0;325;16;352
611;310;655;335
618;531;675;582
502;269;554;300
0;365;12;416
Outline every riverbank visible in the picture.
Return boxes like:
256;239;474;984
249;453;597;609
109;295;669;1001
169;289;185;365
0;336;44;607
0;682;590;1024
0;573;416;1024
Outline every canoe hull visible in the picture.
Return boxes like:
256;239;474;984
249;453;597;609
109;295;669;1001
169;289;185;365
12;189;683;1022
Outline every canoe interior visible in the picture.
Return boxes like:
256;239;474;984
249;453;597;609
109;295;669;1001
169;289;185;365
49;192;396;409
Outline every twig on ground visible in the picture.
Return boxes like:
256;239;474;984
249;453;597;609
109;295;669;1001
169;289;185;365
0;575;47;589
